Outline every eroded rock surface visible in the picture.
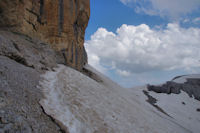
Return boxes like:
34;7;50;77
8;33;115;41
0;0;90;70
0;30;65;71
0;57;63;133
0;30;68;132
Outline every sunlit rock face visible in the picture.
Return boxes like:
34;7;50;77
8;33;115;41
0;0;90;70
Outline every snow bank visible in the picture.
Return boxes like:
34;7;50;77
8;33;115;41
149;91;200;133
39;64;197;133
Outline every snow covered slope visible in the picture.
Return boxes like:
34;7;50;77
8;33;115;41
39;64;200;133
131;87;200;133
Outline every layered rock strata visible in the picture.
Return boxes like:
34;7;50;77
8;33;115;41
0;0;90;70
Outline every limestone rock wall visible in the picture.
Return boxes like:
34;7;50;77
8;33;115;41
0;0;90;70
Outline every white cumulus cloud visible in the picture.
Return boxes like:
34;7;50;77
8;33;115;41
85;23;200;77
193;17;200;24
120;0;200;19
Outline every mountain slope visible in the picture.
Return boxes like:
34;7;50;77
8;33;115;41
39;64;200;133
0;30;66;132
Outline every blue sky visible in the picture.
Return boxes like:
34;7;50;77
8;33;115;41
85;0;168;40
85;0;200;88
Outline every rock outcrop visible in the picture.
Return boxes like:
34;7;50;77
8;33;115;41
0;0;90;70
147;76;200;101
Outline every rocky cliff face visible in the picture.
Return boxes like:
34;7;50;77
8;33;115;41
0;1;90;132
0;0;90;70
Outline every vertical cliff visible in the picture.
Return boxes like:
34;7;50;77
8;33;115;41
0;0;90;70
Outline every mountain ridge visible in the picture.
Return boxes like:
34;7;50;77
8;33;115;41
0;0;200;133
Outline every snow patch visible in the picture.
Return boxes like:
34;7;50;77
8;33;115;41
148;91;200;133
39;65;91;133
39;64;196;133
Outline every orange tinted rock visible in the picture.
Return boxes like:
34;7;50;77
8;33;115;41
0;0;90;70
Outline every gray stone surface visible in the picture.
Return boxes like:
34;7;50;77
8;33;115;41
0;30;66;132
0;30;65;72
